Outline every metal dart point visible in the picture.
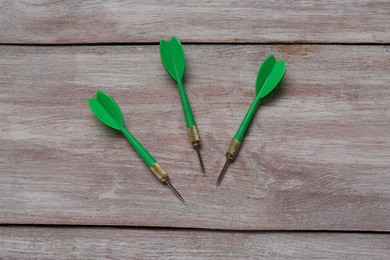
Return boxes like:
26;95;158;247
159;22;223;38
216;159;231;186
216;139;241;186
195;146;205;174
188;125;205;174
165;178;185;203
150;162;185;203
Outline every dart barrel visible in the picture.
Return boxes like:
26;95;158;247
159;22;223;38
226;139;242;160
187;125;200;147
150;162;168;182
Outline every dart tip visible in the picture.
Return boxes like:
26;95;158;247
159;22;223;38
216;158;231;186
195;146;205;174
165;179;185;203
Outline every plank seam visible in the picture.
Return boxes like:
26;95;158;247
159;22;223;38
0;42;389;47
0;224;388;234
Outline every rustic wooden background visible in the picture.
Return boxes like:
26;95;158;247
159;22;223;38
1;0;389;259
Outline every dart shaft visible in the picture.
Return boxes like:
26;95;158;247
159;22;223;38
178;82;205;172
121;128;156;167
234;94;261;141
177;81;196;127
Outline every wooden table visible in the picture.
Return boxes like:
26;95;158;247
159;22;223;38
1;1;389;259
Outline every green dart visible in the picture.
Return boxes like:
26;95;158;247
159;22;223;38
217;55;286;186
160;36;205;173
88;90;184;202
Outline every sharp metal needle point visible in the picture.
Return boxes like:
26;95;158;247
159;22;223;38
195;146;205;173
216;159;231;186
165;179;185;203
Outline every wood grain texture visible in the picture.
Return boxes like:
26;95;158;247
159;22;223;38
1;45;389;230
0;0;389;44
0;227;389;259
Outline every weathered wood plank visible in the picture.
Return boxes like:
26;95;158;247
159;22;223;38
0;0;388;44
0;45;389;230
0;227;389;259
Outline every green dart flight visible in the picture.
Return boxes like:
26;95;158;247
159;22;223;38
217;55;286;186
160;36;205;173
88;90;184;202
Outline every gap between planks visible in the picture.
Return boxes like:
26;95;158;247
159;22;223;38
0;226;389;259
0;42;389;47
1;224;390;234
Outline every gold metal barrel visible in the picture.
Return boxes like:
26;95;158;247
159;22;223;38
187;125;200;147
226;139;242;160
150;162;168;182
